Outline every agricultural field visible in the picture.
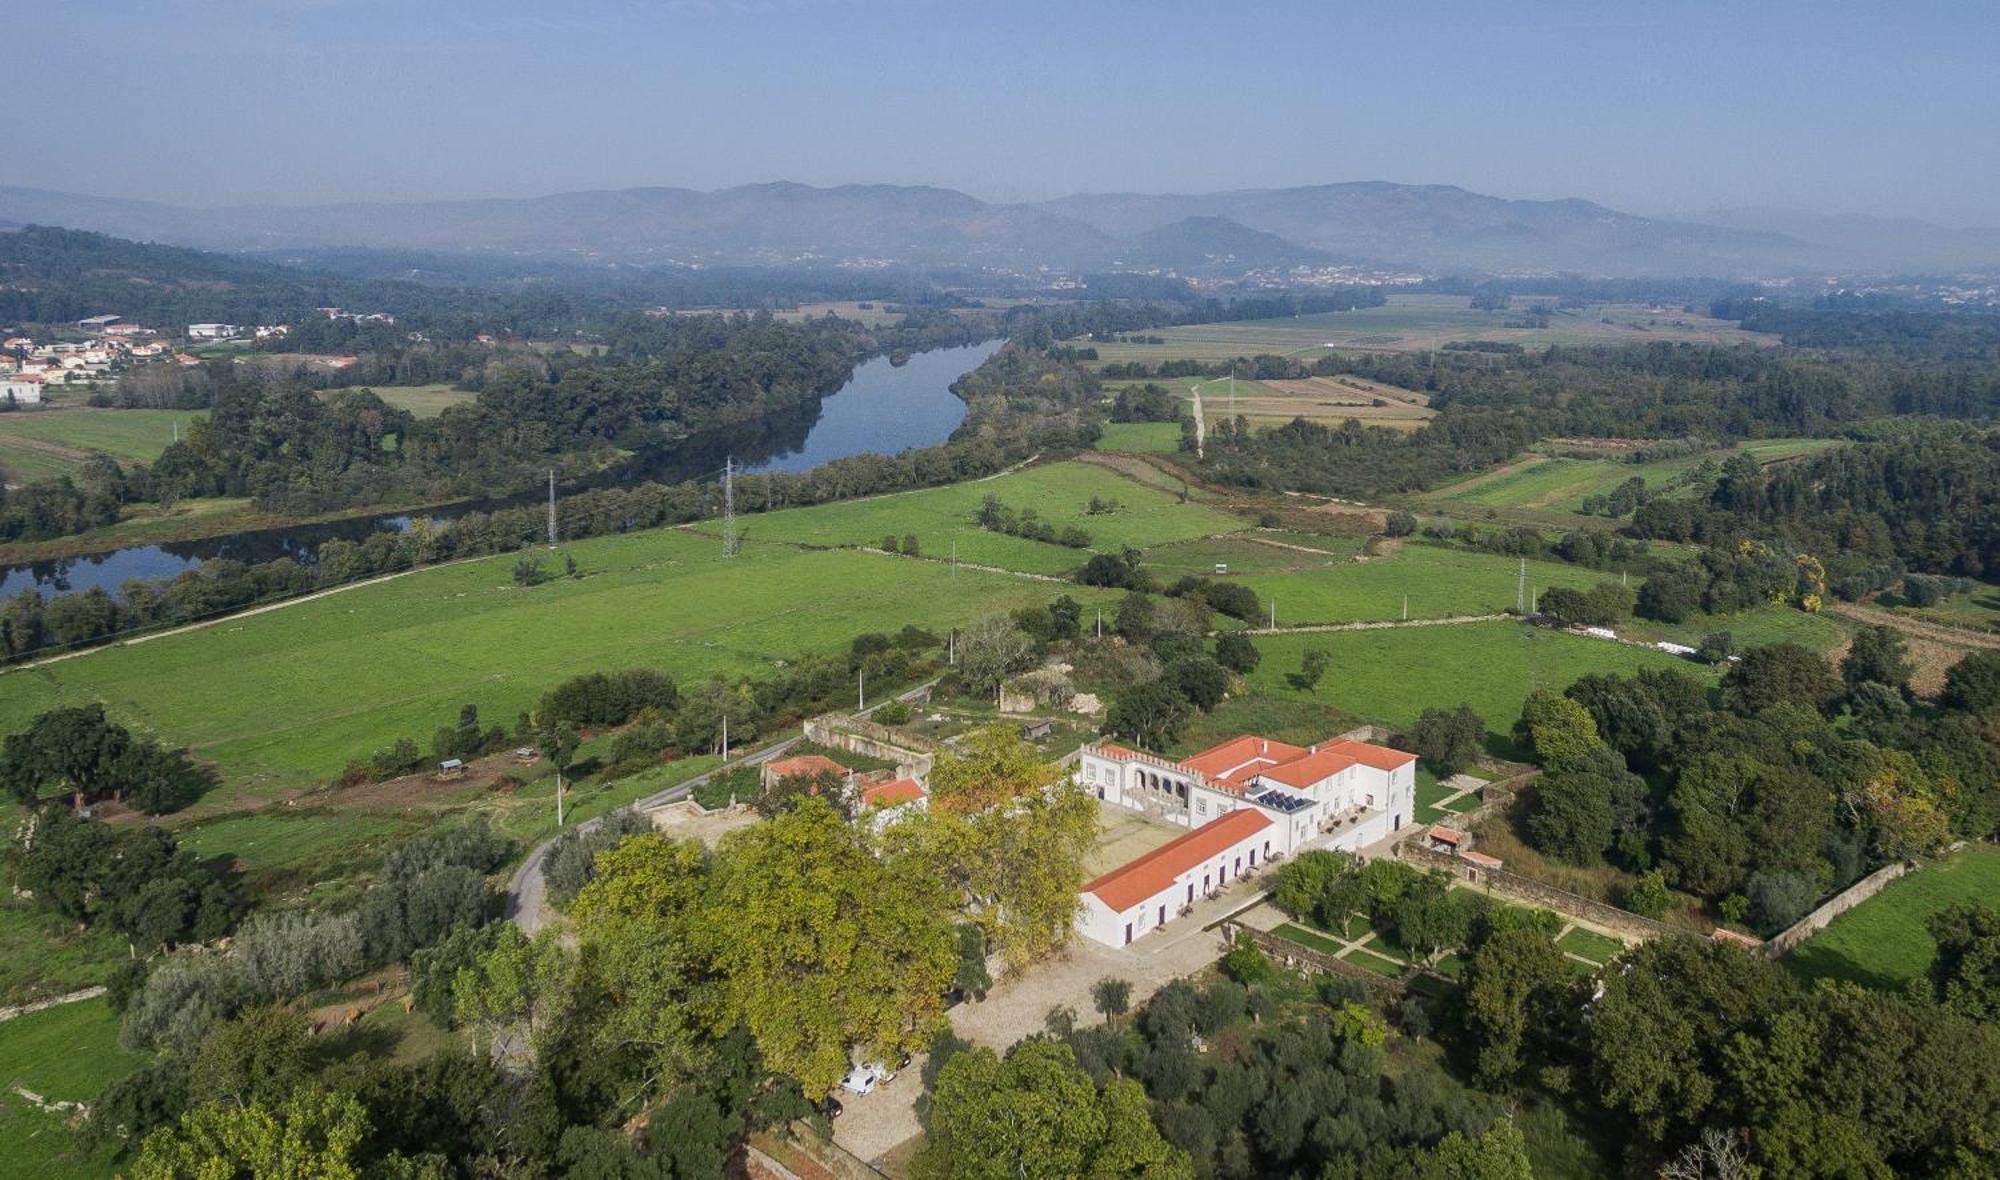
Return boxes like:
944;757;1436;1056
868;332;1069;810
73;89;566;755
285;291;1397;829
1243;622;1719;748
0;999;145;1179
724;460;1245;575
1787;844;2000;991
1077;294;1773;363
1424;438;1845;517
1094;420;1183;455
770;300;905;328
0;523;1120;804
323;382;476;418
1210;541;1629;627
1218;375;1434;431
0;407;202;483
0;905;129;1007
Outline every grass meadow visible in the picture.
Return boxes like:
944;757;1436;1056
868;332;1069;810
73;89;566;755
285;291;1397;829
721;460;1244;574
0;407;201;482
0;999;145;1179
0;523;1114;797
326;383;477;418
1244;622;1717;748
1786;844;2000;991
1094;421;1184;455
1427;439;1845;516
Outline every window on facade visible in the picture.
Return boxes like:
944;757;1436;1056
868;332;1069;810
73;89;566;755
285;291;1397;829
1195;800;1207;816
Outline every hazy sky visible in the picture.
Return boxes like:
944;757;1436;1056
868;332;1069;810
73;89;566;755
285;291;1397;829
13;0;1999;225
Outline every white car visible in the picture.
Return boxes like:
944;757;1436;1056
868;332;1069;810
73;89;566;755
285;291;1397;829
838;1061;896;1096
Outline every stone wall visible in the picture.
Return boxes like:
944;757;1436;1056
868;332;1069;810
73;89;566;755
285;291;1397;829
1222;922;1406;995
1762;860;1911;960
803;715;934;780
1396;843;1691;944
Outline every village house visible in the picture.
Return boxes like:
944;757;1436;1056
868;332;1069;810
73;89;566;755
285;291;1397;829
187;323;242;341
76;314;121;330
1075;733;1417;858
1;374;45;405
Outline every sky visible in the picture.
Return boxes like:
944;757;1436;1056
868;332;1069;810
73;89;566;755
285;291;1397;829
11;0;2000;225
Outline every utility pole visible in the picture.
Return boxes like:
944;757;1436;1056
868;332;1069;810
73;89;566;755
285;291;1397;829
721;457;739;558
950;539;957;577
1096;609;1103;639
1269;601;1276;629
1517;557;1527;614
858;667;866;712
1402;593;1409;621
948;628;955;666
546;468;557;548
720;714;729;761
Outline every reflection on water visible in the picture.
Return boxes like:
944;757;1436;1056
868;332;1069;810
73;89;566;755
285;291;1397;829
0;341;1000;598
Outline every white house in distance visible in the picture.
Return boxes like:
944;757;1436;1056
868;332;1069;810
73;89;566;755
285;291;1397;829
1078;807;1274;946
187;323;242;341
1;374;45;405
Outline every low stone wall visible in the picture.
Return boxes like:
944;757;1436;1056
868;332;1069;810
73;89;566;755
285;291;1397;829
803;715;934;780
1762;860;1911;960
1396;843;1690;944
1223;922;1406;995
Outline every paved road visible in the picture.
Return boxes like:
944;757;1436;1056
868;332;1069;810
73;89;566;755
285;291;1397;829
504;678;940;934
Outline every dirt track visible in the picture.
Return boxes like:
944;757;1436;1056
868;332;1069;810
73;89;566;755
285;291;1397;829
1828;602;2000;650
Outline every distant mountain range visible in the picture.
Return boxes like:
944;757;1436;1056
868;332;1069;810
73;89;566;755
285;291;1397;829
2;180;1995;279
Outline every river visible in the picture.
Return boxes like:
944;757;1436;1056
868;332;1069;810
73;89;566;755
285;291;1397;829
0;340;1000;598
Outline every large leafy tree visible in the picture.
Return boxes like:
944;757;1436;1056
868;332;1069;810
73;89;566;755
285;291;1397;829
1;703;213;814
130;1086;388;1180
1409;705;1485;777
901;729;1098;972
1460;925;1572;1088
922;1039;1191;1180
1723;643;1840;715
706;797;953;1097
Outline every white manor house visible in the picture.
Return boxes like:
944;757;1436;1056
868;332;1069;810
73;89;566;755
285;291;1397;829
1073;733;1417;947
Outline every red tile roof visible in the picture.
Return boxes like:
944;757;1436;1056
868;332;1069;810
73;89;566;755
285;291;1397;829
1084;808;1271;912
860;777;926;808
1258;747;1362;789
765;754;846;781
1321;739;1418;770
1427;825;1465;847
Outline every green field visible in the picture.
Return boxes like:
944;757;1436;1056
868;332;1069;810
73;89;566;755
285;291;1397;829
1244;623;1718;748
323;383;476;418
724;461;1245;574
0;1000;145;1179
1428;439;1845;516
0;905;130;1007
0;525;1111;799
1095;421;1184;455
1555;926;1624;966
1077;294;1773;362
1787;844;2000;990
1235;542;1626;627
0;407;201;483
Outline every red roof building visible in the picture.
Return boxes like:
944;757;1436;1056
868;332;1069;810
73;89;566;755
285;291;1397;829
1079;808;1274;946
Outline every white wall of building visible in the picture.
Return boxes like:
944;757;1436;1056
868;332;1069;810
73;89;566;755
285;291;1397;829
1077;821;1277;948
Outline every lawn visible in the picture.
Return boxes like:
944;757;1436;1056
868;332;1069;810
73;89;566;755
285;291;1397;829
1095;421;1184;455
1229;542;1625;627
1555;926;1625;966
0;407;201;482
1787;844;2000;991
321;383;476;418
722;460;1245;575
1429;439;1844;515
1244;623;1717;748
0;905;130;1007
0;526;1115;801
0;999;146;1180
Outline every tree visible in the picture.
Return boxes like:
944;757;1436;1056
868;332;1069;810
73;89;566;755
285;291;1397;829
959;615;1036;700
512;556;547;587
1942;650;2000;712
1624;870;1670;919
1091;977;1132;1018
921;1039;1190;1180
2;703;212;814
1220;930;1275;985
1269;850;1354;923
538;721;580;827
707;798;953;1098
130;1086;375;1180
1292;646;1331;692
1409;705;1484;776
1384;509;1418;538
1841;625;1911;692
1413;1120;1533;1180
1514;689;1605;771
1212;631;1260;674
954;923;993;1001
904;729;1097;971
1113;592;1155;642
1637;564;1705;624
1723;644;1839;715
1697;630;1738;665
1526;769;1618;863
1460;926;1571;1088
1926;902;2000;1020
1164;656;1229;712
903;532;920;557
1103;680;1189;751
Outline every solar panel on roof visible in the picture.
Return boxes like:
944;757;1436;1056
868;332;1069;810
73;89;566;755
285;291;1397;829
1254;790;1313;814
